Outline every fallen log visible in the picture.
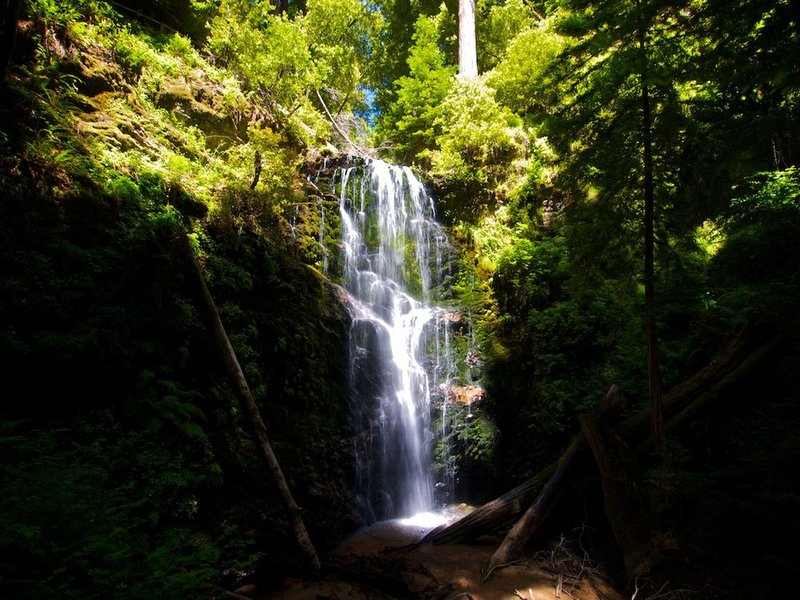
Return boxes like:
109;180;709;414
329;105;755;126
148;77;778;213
634;330;786;458
579;414;660;583
419;468;552;546
481;386;625;579
483;324;786;578
616;323;765;449
427;325;778;549
423;385;624;547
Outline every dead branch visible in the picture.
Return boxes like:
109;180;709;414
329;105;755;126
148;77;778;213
182;235;321;578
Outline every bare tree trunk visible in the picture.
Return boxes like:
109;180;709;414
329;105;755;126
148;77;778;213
580;414;660;582
638;7;664;459
482;386;625;578
423;387;624;548
250;150;262;190
420;467;554;546
183;236;321;577
482;434;586;581
271;0;288;15
458;0;478;78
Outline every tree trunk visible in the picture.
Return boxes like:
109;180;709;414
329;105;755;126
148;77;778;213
427;327;776;549
482;434;586;581
183;235;321;577
271;0;288;15
458;0;478;78
250;150;262;190
616;323;771;449
0;0;21;86
419;468;552;545
482;386;625;578
638;6;664;458
633;330;785;458
579;414;660;582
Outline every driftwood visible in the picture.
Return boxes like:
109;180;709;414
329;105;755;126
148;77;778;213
482;386;625;579
182;235;321;577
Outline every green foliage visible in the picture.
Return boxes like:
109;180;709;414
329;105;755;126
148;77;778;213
707;168;800;326
475;0;535;72
208;4;319;106
375;13;456;164
23;0;108;29
487;18;566;117
303;0;383;110
206;0;381;148
0;418;228;599
433;401;497;500
429;77;528;216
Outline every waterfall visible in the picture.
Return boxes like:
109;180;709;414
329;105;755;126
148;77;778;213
332;158;456;522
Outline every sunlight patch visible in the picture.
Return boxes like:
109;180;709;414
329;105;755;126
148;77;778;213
399;511;450;529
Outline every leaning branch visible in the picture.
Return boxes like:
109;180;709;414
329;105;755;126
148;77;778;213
315;88;374;160
482;385;625;579
182;235;321;578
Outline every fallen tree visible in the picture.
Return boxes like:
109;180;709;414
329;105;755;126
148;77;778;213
181;234;322;578
476;324;788;582
481;385;625;580
425;324;784;555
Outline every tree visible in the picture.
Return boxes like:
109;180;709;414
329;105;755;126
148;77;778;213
375;13;456;164
636;0;664;455
544;0;700;455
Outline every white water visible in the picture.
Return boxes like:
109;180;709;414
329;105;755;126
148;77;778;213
333;158;456;522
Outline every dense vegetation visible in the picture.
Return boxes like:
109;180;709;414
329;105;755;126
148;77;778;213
1;0;797;598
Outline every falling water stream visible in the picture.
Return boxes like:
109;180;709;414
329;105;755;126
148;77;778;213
327;158;460;525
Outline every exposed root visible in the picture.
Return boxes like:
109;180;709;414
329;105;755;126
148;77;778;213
480;559;526;584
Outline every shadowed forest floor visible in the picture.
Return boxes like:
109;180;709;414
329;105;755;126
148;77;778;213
259;517;624;600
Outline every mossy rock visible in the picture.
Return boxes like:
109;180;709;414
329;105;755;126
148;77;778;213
154;75;245;148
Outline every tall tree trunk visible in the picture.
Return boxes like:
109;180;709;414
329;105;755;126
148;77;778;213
458;0;478;78
183;236;321;577
271;0;288;15
638;5;664;458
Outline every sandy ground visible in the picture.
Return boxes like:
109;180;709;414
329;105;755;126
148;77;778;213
258;516;625;600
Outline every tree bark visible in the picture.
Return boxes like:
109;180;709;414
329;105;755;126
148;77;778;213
616;323;769;449
482;386;625;578
421;321;781;564
182;235;321;577
427;327;776;549
580;414;660;582
633;330;785;458
638;2;664;458
482;434;586;580
250;150;262;190
419;468;552;545
458;0;478;78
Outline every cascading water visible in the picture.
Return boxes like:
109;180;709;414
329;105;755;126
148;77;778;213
330;158;458;523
